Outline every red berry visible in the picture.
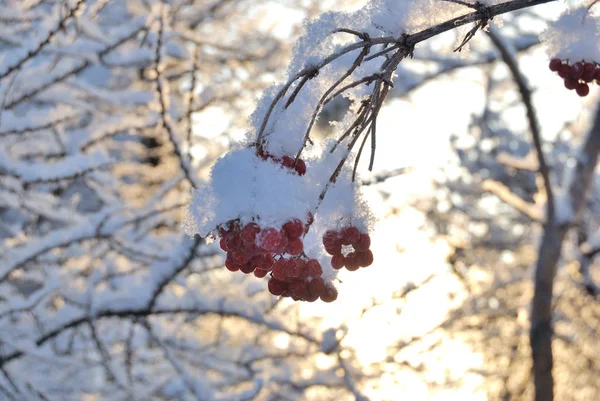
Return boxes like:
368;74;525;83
239;263;255;274
584;62;595;73
357;250;374;267
250;253;274;270
296;259;307;278
268;278;288;296
549;58;562;72
323;230;342;255
558;64;572;79
564;78;578;90
577;83;590;97
308;277;327;298
219;237;228;252
272;259;288;281
254;268;269;278
344;252;360;271
258;228;281;251
241;241;260;257
294;159;306;176
594;67;600;80
305;259;323;278
240;222;260;243
285;259;302;278
283;219;304;239
273;231;289;254
572;62;584;79
281;155;295;169
353;233;371;251
320;285;338;303
289;280;309;300
231;250;250;265
286;238;304;256
225;233;242;250
225;260;240;272
331;254;345;269
582;70;595;82
304;291;319;302
261;253;275;270
340;226;360;246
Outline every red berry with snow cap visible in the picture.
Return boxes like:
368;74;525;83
241;222;260;243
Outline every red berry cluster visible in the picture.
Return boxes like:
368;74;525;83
323;226;373;271
549;58;600;97
257;149;307;176
218;216;338;302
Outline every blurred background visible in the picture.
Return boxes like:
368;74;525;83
0;0;599;400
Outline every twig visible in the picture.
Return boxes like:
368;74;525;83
486;27;554;222
154;4;198;189
0;0;86;82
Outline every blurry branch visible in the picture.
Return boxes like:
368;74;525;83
395;35;540;97
142;318;208;400
359;167;414;186
154;5;198;189
338;354;370;401
0;0;85;82
482;179;542;221
147;235;202;310
3;23;147;110
576;241;600;297
486;27;568;401
486;27;553;221
527;103;600;401
0;300;319;369
497;151;539;171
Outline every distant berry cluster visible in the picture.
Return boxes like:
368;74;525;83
218;215;338;302
549;58;600;97
258;149;307;176
323;226;373;271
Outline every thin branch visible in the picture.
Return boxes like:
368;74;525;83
0;0;86;82
154;4;198;189
482;179;542;221
486;27;554;222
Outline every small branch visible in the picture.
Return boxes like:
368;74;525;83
486;27;554;222
154;4;198;189
482;179;542;220
497;151;539;172
577;242;600;297
0;0;86;82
